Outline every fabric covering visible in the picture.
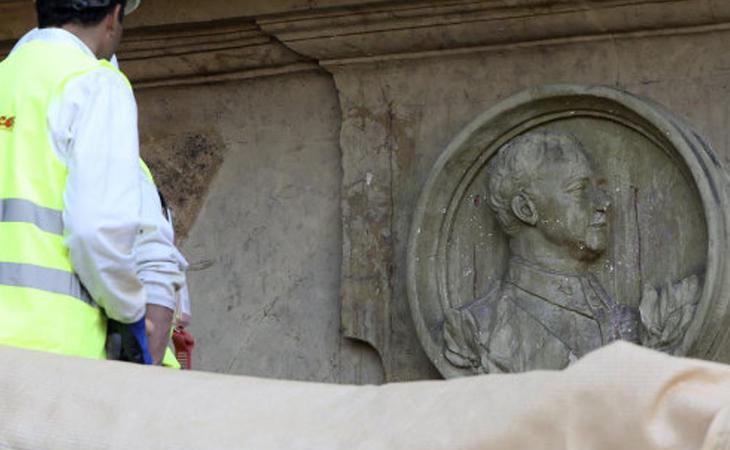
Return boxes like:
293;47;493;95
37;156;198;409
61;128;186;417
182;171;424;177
1;342;730;450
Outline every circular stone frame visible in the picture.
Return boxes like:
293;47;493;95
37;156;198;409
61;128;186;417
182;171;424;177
407;84;730;378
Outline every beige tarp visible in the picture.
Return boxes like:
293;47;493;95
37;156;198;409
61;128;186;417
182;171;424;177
2;342;730;449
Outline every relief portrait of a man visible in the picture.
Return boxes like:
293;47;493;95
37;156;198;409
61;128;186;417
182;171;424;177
443;131;699;374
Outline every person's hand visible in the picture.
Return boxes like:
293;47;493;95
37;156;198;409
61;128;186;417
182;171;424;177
145;304;174;365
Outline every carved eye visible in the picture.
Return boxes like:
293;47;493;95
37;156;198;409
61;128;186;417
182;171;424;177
567;180;587;194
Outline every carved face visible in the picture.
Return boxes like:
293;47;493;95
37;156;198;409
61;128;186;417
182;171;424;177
529;147;611;261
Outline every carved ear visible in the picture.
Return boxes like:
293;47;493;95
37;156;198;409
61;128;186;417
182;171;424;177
511;193;538;226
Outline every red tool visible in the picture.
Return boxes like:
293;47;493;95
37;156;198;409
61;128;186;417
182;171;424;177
172;327;195;370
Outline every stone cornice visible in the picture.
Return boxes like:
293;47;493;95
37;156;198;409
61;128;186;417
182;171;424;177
0;0;392;36
117;20;319;89
0;18;320;89
2;0;729;86
257;0;730;66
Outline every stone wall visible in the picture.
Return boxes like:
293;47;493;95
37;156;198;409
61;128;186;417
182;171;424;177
264;0;730;382
137;73;383;382
2;0;730;383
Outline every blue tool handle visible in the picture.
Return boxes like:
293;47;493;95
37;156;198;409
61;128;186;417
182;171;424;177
107;317;153;365
127;317;153;365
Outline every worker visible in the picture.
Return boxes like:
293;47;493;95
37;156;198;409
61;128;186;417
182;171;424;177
0;0;172;363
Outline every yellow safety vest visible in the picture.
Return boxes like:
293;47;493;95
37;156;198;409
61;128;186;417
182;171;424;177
0;40;132;359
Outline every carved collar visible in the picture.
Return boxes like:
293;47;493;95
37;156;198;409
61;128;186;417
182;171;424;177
505;258;599;319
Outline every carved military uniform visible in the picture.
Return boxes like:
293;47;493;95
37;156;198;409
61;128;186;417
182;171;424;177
444;258;641;373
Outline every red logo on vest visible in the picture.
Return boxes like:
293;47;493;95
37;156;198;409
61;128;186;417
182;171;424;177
0;116;14;131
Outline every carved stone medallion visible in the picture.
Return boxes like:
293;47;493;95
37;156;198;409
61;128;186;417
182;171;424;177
407;85;730;378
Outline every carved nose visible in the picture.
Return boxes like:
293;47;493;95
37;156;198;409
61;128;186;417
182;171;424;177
594;188;611;212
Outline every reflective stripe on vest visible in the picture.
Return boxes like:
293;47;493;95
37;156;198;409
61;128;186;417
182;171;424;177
0;198;92;303
0;262;93;305
0;198;63;235
0;40;132;359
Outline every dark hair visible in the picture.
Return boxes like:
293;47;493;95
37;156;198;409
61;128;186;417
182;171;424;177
36;0;127;28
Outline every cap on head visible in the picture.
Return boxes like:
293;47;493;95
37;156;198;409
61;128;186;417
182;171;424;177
34;0;141;15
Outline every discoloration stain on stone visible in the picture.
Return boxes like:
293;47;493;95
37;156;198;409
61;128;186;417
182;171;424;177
140;130;226;241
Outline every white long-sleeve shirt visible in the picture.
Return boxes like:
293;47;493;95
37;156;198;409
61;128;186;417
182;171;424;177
136;167;190;317
111;51;191;324
11;28;188;324
108;54;190;321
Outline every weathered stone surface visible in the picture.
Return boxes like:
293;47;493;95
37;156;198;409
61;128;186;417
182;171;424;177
259;0;730;64
0;0;393;40
119;20;317;89
334;67;442;380
327;21;730;381
0;5;320;87
408;85;728;377
140;72;383;382
123;0;392;28
138;126;225;241
0;1;34;42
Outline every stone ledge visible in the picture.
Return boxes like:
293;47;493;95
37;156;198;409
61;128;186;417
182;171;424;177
257;0;730;65
0;0;393;37
3;0;729;87
117;20;319;89
0;18;320;89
